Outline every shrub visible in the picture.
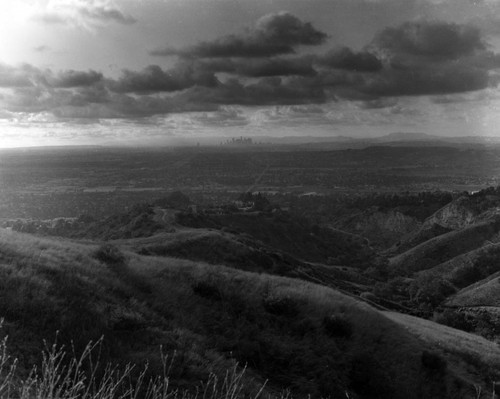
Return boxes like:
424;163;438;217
349;354;392;398
434;309;474;332
0;332;270;399
262;295;299;317
421;350;447;373
93;244;126;265
322;315;353;338
192;281;223;301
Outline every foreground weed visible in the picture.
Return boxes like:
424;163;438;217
0;328;271;399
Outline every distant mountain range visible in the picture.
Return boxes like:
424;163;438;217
197;132;500;150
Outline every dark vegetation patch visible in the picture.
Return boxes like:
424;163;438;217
322;314;353;338
139;233;296;275
262;295;300;317
421;351;447;373
94;244;126;265
176;210;376;268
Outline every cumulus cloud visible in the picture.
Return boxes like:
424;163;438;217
152;12;327;58
317;47;382;72
0;64;36;88
234;57;316;77
33;0;136;30
176;76;325;107
360;62;490;97
2;17;500;125
372;21;485;60
0;64;104;90
109;64;218;93
356;20;500;97
197;57;316;77
49;70;104;88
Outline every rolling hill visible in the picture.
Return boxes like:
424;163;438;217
0;224;497;398
7;188;500;397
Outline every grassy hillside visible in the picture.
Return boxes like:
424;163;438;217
118;229;304;275
416;244;500;290
176;210;376;268
389;218;500;275
384;312;500;379
0;228;495;398
391;222;453;255
446;274;500;308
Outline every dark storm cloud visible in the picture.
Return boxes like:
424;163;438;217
350;20;500;98
5;17;500;123
109;64;218;94
177;76;325;107
151;12;327;58
0;65;105;91
197;57;316;77
317;47;382;72
372;21;485;60
361;64;490;97
49;70;104;88
67;85;110;106
236;57;316;77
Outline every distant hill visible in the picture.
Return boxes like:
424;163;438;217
377;132;442;142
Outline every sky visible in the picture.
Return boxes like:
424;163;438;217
2;0;500;146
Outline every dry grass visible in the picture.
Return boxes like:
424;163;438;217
0;330;272;399
0;227;497;398
384;311;500;374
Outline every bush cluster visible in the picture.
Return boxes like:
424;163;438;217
192;280;223;301
93;244;126;265
262;295;299;317
421;351;447;373
322;315;353;338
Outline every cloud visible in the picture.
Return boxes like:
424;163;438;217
176;76;326;107
234;57;316;77
317;47;383;72
152;12;327;58
359;98;399;109
34;45;50;53
336;20;500;98
193;107;249;127
0;64;104;90
79;5;136;25
109;64;218;94
0;64;36;88
49;70;104;88
197;57;316;77
372;21;485;60
2;17;500;125
33;0;136;30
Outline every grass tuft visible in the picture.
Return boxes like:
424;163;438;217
0;329;273;399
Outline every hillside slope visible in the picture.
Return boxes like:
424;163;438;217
0;228;495;398
389;218;500;274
